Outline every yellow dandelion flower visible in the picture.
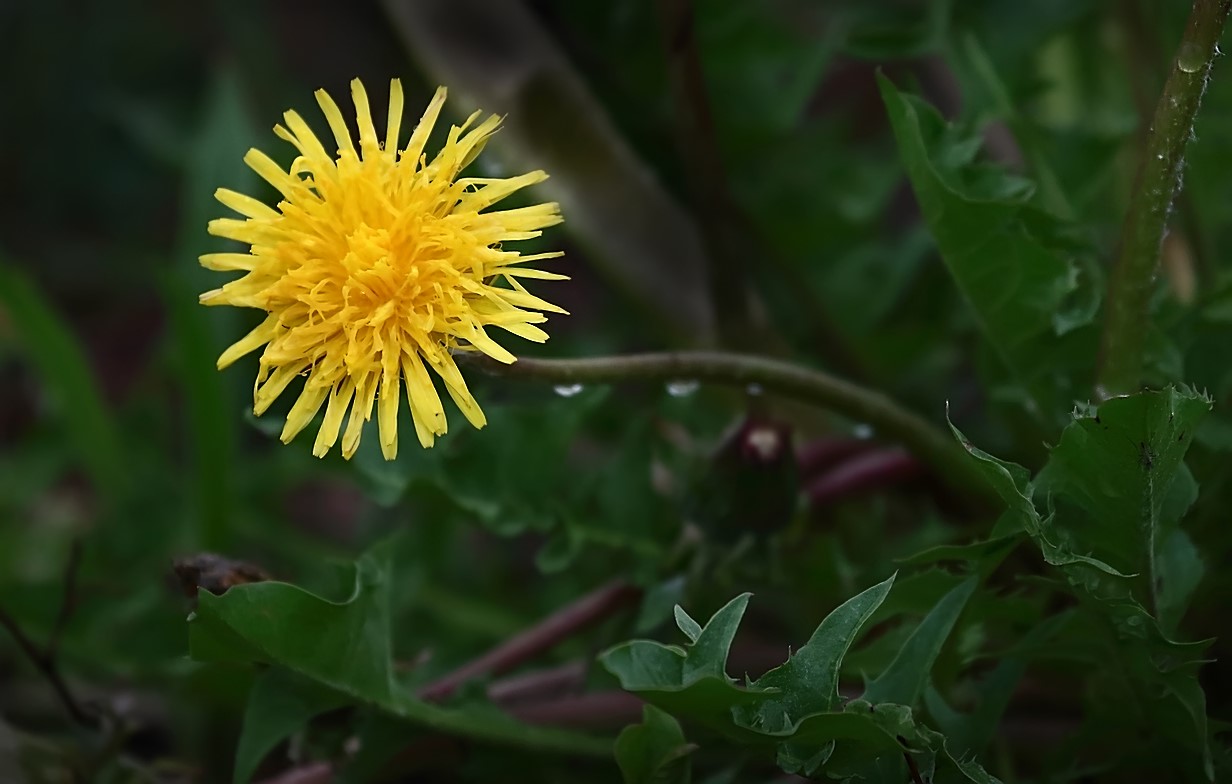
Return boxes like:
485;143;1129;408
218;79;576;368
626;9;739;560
200;79;566;460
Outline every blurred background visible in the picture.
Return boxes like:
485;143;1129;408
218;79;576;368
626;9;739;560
3;0;1232;781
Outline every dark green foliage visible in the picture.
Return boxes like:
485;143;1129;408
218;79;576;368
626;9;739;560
3;2;1231;783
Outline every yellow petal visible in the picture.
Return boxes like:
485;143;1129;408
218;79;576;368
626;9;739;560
314;87;357;159
281;380;330;443
403;87;447;167
216;315;279;368
254;362;308;416
385;79;404;160
341;372;378;459
403;350;447;446
350;79;381;161
200;252;258;272
280;110;335;171
313;378;356;457
458;171;547;213
377;354;401;459
426;351;487;429
215;188;278;219
243;149;300;199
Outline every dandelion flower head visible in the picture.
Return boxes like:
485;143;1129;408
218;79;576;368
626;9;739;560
200;79;565;459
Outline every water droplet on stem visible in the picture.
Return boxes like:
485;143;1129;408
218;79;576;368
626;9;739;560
553;383;584;397
1178;40;1205;73
665;379;699;398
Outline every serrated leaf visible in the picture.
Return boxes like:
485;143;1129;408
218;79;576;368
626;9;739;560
951;390;1215;778
736;574;896;734
948;417;1128;577
1033;387;1210;606
863;577;977;707
615;706;696;784
190;538;611;758
601;578;1006;781
600;594;772;739
684;594;750;682
233;669;350;784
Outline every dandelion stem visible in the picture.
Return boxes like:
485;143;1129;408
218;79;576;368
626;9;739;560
476;352;1001;513
1096;0;1232;397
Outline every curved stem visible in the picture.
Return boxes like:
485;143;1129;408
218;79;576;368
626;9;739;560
473;352;1000;513
1097;0;1232;397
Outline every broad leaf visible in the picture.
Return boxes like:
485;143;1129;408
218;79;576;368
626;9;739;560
879;74;1095;413
190;539;611;758
951;391;1215;778
1033;387;1210;607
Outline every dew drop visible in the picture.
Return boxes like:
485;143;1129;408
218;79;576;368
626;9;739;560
746;382;764;396
665;379;699;397
553;383;585;397
852;423;874;440
1178;40;1204;73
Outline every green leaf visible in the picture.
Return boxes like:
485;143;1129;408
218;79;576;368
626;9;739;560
234;669;350;784
190;538;611;758
0;262;126;504
947;417;1127;576
615;706;696;784
951;389;1215;778
736;574;897;733
1034;387;1210;603
673;606;703;644
601;578;1007;781
879;74;1095;412
863;577;977;707
684;594;750;682
896;535;1020;574
600;593;772;739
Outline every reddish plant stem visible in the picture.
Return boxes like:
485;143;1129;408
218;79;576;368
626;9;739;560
486;660;587;706
418;580;642;702
257;761;334;784
805;448;922;506
796;437;876;480
507;691;645;730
